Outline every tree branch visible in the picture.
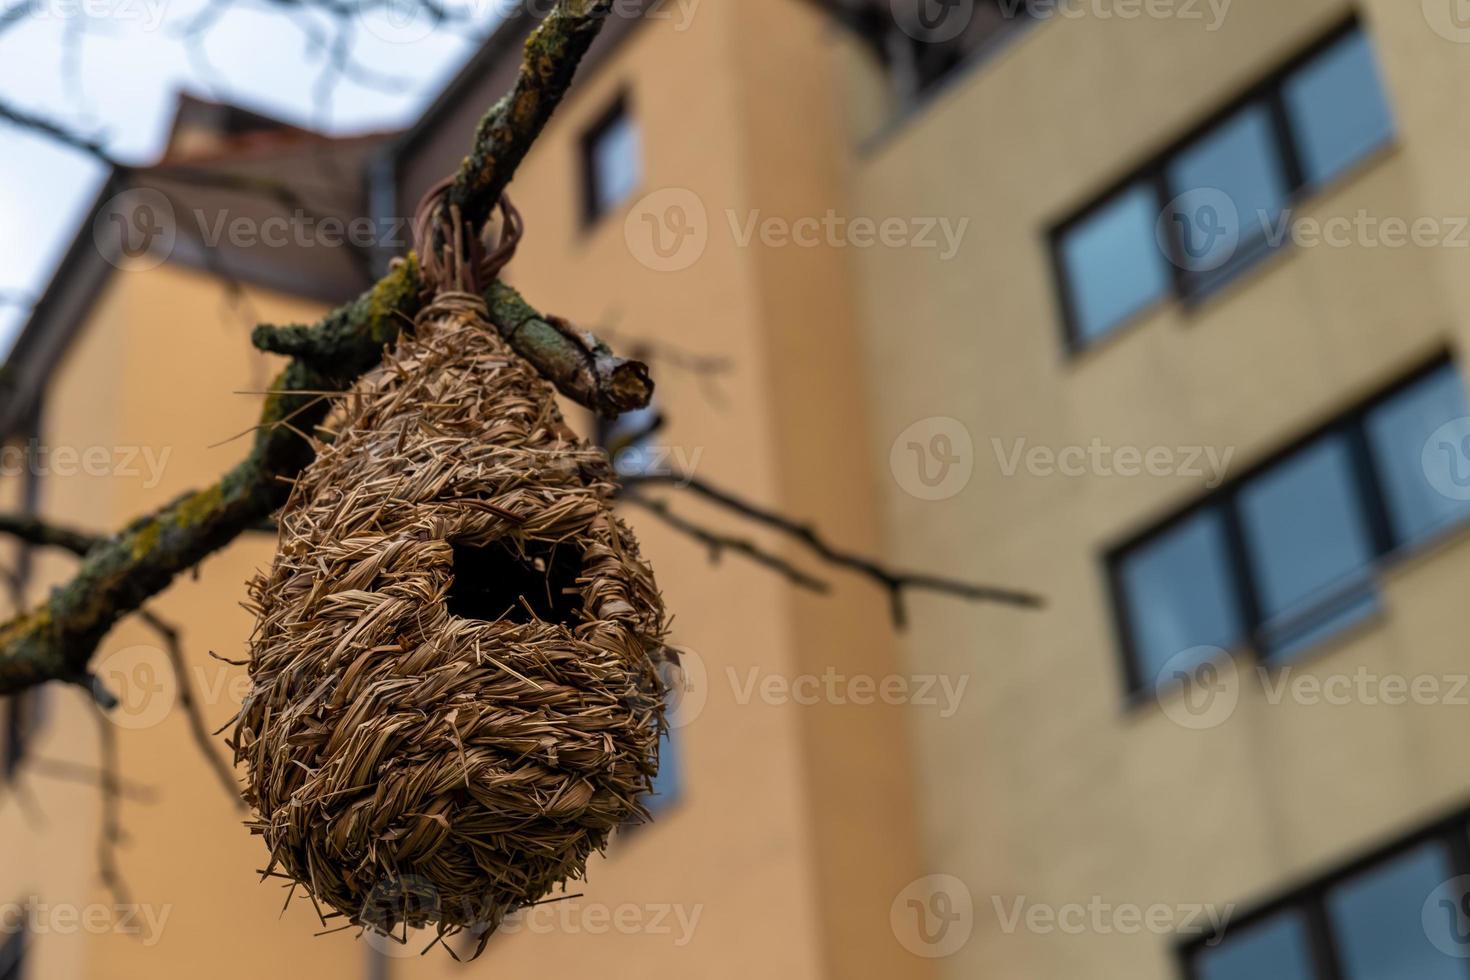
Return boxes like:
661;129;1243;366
253;280;652;418
0;514;101;558
0;0;637;698
621;491;833;594
620;472;1044;627
446;0;615;233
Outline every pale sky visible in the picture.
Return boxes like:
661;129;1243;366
0;0;506;351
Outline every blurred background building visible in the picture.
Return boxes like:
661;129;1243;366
3;0;1470;978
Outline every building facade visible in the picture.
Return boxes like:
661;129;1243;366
832;0;1470;977
6;0;1470;978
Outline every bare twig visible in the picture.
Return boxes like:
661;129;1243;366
137;609;241;808
22;756;157;803
0;514;100;557
0;99;109;161
0;516;244;807
622;491;833;593
621;472;1045;627
92;702;131;907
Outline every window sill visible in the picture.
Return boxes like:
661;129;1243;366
1177;140;1403;320
575;182;644;249
1064;140;1403;365
1127;512;1470;720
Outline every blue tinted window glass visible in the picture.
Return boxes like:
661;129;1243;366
1058;183;1172;344
604;401;662;478
1195;911;1317;980
1367;365;1470;546
1329;842;1463;980
1119;507;1244;685
1167;104;1291;283
646;726;680;814
1285;30;1395;187
591;112;641;218
1238;435;1379;657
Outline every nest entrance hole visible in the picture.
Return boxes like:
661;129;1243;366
447;538;586;625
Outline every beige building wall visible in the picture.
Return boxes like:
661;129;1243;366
839;0;1470;977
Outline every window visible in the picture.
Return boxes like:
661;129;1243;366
1183;814;1470;979
0;923;22;980
645;725;680;815
1284;29;1396;188
1236;435;1381;658
1053;20;1395;349
580;95;641;226
1111;359;1470;696
1164;103;1291;293
1116;509;1244;684
596;397;664;479
1056;183;1172;344
1329;842;1463;979
1366;367;1470;543
885;0;1040;97
1194;911;1315;980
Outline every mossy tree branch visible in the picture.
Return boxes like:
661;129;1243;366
0;0;643;698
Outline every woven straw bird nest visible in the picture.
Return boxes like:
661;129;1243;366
231;289;669;951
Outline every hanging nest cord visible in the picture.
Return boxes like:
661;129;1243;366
229;180;671;958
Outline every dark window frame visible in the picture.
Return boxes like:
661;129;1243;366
0;917;23;980
1049;15;1393;354
1;696;27;782
577;91;638;229
1107;353;1463;701
1178;805;1470;979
